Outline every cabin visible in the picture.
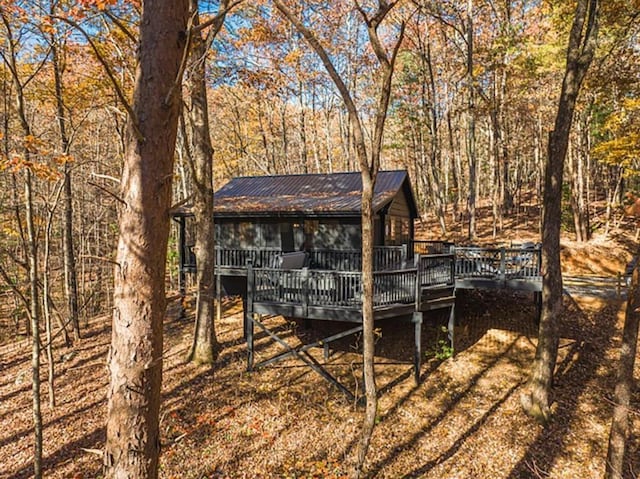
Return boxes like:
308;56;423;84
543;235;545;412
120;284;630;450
212;169;417;252
173;170;420;292
172;170;541;397
172;171;452;394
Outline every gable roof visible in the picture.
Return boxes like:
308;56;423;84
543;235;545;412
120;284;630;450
212;170;418;219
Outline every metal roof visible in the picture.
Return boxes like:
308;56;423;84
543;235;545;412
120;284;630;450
210;170;418;219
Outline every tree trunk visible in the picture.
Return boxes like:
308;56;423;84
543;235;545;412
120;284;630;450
605;249;640;479
2;16;44;472
51;28;81;342
272;3;403;475
44;185;63;409
568;136;590;242
26;168;43;479
184;1;229;366
447;108;463;223
298;81;309;173
466;0;477;242
423;36;446;235
357;171;377;477
521;0;598;425
104;1;188;477
489;116;500;238
604;167;624;236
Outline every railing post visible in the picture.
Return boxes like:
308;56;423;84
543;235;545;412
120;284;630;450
500;248;506;281
216;264;222;323
302;268;309;317
414;254;422;311
450;252;456;284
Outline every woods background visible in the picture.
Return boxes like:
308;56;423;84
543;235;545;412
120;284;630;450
0;0;638;354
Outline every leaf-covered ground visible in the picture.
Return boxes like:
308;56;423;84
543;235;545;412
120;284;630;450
1;265;638;478
1;210;639;479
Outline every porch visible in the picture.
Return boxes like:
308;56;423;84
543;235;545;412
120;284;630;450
177;240;542;397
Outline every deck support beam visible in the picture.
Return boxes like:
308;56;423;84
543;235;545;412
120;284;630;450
413;311;423;385
249;316;362;400
447;301;456;354
246;263;255;371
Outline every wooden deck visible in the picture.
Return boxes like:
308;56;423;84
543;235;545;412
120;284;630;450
186;242;542;295
178;242;542;396
246;253;456;322
454;245;542;292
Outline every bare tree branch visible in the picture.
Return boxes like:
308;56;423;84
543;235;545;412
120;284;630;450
272;0;369;169
50;15;143;141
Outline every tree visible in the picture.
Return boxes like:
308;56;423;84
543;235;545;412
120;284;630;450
567;104;592;242
272;1;404;476
593;98;640;179
183;0;238;366
399;13;448;234
103;0;189;476
48;3;81;342
465;0;477;241
605;247;640;478
0;6;48;475
520;0;599;424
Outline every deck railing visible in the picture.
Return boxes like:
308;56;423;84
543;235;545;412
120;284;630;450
205;246;408;273
198;244;541;285
410;240;455;255
215;247;283;269
416;253;456;287
373;269;417;306
307;249;361;271
454;246;541;280
307;246;406;271
251;267;418;309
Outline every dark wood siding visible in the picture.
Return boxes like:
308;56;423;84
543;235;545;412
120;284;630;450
388;189;411;218
216;218;363;251
384;190;412;245
212;181;414;251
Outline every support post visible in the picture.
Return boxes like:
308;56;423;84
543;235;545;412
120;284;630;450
450;251;456;284
302;267;309;318
499;247;506;281
246;313;255;372
246;261;254;371
413;311;423;385
447;301;456;355
534;291;542;324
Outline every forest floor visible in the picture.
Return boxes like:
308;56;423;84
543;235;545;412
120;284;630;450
1;210;639;479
